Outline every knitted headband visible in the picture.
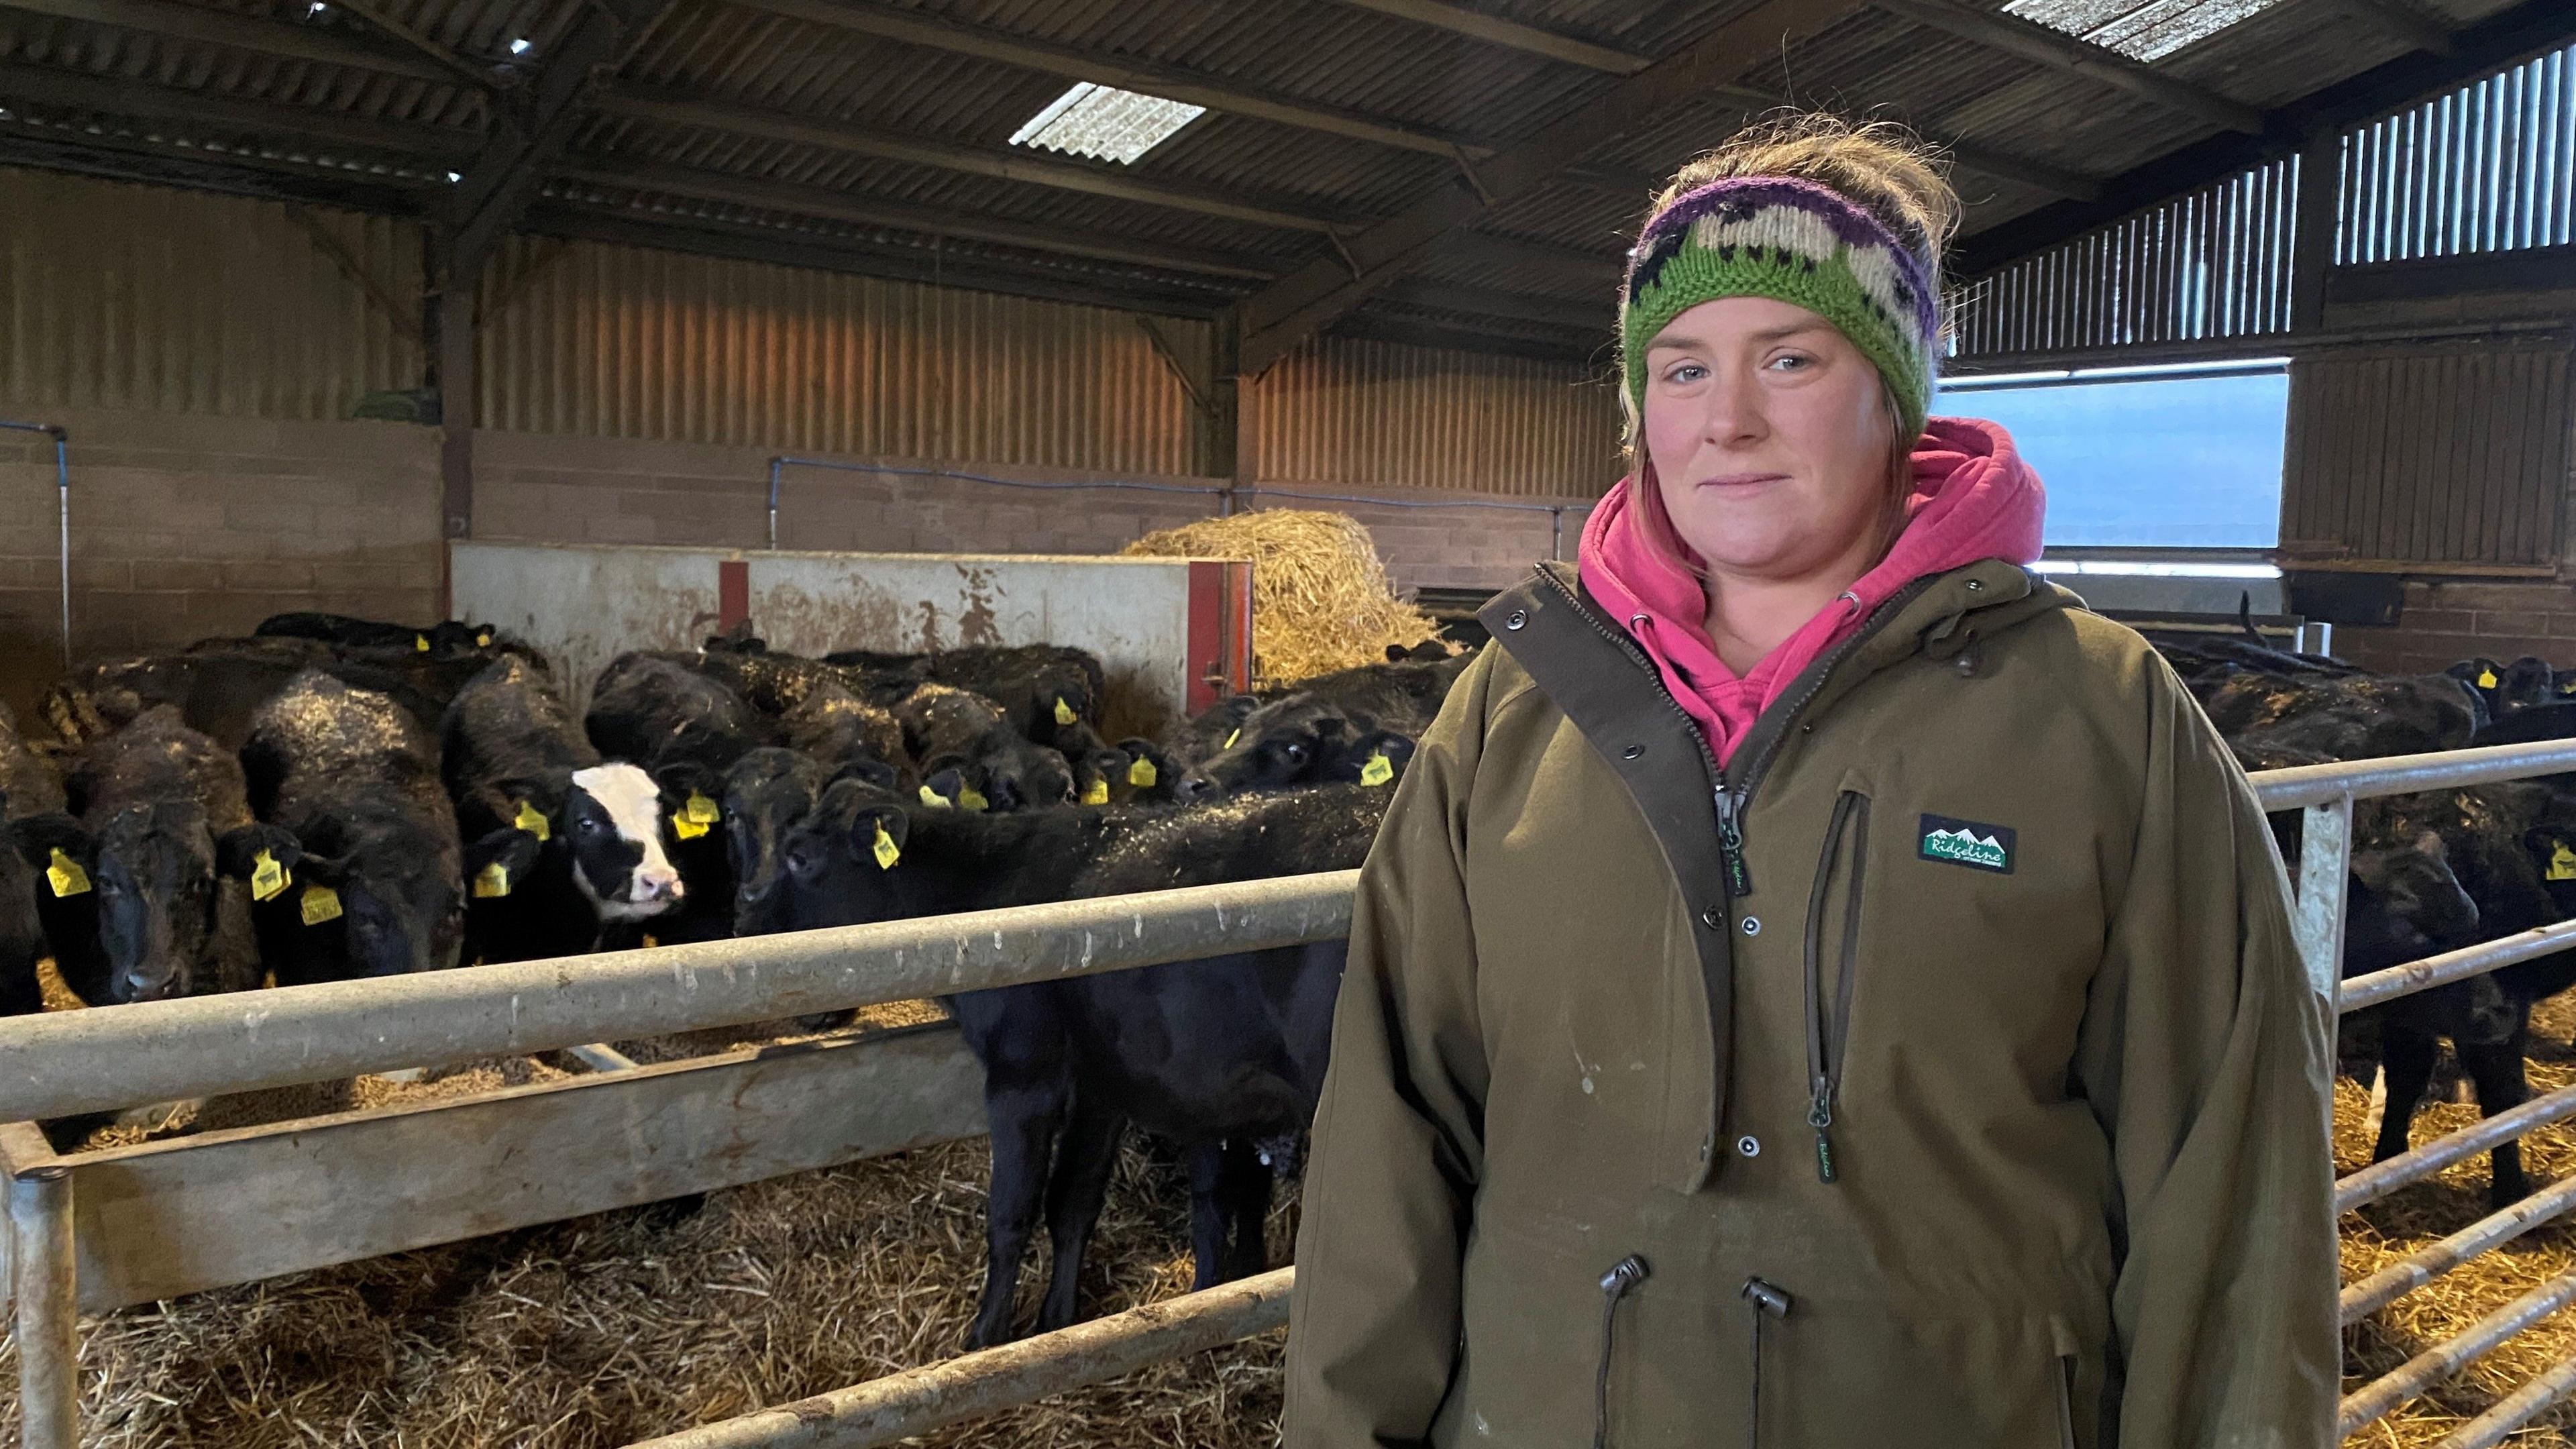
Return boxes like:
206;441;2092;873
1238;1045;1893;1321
1620;175;1940;440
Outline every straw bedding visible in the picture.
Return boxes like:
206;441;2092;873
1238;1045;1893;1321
1120;510;1442;687
11;973;2576;1444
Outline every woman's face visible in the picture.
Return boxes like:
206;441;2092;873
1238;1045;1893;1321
1642;296;1897;583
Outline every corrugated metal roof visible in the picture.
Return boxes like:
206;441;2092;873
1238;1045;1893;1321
0;0;2555;360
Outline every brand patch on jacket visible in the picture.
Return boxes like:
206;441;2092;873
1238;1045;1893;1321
1919;814;2015;874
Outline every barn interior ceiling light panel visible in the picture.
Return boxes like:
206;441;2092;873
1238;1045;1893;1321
2004;0;2293;60
1008;83;1206;164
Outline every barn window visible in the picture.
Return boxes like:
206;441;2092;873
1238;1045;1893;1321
1937;359;2289;549
1008;83;1207;165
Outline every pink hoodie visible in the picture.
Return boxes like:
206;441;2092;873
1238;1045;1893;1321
1576;416;2047;765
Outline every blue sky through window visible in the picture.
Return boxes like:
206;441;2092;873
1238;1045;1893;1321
1935;367;2288;549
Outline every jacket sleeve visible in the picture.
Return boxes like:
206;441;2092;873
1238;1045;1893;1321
2072;653;2340;1448
1281;649;1500;1448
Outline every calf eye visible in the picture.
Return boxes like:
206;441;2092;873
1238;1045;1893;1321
1283;743;1307;763
578;817;602;835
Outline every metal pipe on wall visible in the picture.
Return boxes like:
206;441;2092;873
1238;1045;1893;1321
0;419;70;665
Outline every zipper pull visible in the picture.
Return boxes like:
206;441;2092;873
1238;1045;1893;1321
1715;789;1752;896
1808;1078;1837;1184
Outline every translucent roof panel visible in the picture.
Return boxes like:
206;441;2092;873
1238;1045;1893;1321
2004;0;2297;62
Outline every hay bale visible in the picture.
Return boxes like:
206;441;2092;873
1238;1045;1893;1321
1122;509;1441;687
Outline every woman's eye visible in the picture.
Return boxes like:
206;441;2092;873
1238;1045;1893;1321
1662;362;1707;385
1765;352;1815;373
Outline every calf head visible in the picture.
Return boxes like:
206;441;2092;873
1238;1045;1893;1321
225;805;472;979
1175;696;1382;800
2499;657;2557;716
947;738;1075;813
1112;736;1181;804
563;763;683;921
2349;827;2481;961
89;800;223;1003
775;777;915;930
723;747;827;936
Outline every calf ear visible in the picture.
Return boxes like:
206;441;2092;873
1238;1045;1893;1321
1385;644;1410;663
920;764;967;806
7;812;93;869
849;804;910;863
466;826;545;881
215;823;303;879
1222;694;1259;722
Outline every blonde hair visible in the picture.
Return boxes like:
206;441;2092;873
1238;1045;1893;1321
1623;113;1960;574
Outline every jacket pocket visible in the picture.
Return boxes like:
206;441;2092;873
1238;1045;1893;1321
1803;788;1870;1183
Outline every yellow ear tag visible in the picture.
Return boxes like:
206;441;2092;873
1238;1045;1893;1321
476;630;493;647
300;883;343;926
415;634;430;653
2552;843;2576;882
45;848;89;898
673;792;718;839
1054;696;1077;727
1082;779;1110;805
2479;668;2499;688
474;861;513;898
641;932;659;949
918;784;953;809
1359;750;1395;787
871;822;902;870
250;849;290;902
514;800;550;841
957;785;990;812
1128;757;1158;788
1224;728;1240;749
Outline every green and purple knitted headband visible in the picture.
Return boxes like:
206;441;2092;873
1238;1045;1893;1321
1620;176;1940;439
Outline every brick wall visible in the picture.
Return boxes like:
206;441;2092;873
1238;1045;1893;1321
0;407;442;714
2334;580;2576;676
0;405;1600;716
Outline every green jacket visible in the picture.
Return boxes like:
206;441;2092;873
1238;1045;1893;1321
1283;559;2337;1448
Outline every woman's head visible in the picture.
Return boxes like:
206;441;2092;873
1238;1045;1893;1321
1619;116;1959;584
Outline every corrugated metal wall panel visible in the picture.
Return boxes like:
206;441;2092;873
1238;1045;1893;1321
475;235;1206;474
2282;338;2573;568
0;166;423;419
1244;335;1621;498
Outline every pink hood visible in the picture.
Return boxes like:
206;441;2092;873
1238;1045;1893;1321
1576;417;2046;765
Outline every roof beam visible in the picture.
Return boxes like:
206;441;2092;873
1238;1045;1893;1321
1447;229;1625;284
1327;311;1597;366
1954;0;2576;272
447;0;676;272
554;154;1284;279
523;201;1231;317
321;0;508;93
1376;277;1609;334
595;87;1356;235
2316;0;2453;56
1874;0;2265;135
1232;0;1880;374
0;127;431;211
0;0;462;87
724;0;1493;162
1321;0;1650;73
1564;85;2105;201
0;60;482;160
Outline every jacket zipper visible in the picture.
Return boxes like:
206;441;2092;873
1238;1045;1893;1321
1592;1255;1650;1449
1715;576;1945;892
1739;1277;1792;1449
1802;790;1868;1183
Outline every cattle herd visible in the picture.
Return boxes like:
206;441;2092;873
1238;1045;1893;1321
0;612;1469;1347
7;606;2576;1351
2167;631;2576;1211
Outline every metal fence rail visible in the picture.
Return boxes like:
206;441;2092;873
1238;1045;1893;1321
16;741;2576;1446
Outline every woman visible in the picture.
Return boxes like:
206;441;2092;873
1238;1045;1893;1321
1283;117;2337;1448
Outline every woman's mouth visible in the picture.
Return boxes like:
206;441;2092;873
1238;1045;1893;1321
1695;472;1789;490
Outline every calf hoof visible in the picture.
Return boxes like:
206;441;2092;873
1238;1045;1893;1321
2491;1177;2534;1212
963;1312;1018;1352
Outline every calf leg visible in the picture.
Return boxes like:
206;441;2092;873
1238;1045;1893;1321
1187;1143;1231;1291
1220;1140;1274;1281
2373;1022;2440;1165
2461;1023;2534;1209
1034;1089;1126;1335
967;1077;1066;1350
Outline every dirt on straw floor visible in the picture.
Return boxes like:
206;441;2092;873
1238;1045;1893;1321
13;980;2576;1445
